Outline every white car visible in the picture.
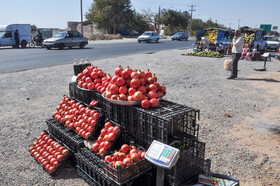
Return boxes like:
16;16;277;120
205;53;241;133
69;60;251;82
138;31;159;43
263;35;279;51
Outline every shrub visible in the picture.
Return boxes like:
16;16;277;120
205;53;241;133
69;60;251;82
88;34;122;40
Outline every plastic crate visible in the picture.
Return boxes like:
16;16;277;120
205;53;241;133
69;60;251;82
100;99;199;147
29;131;71;176
46;119;84;153
165;139;206;186
76;153;153;186
69;82;102;105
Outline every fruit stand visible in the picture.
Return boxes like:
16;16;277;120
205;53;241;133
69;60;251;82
28;60;211;185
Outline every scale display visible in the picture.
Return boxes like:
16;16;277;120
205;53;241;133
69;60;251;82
145;140;180;169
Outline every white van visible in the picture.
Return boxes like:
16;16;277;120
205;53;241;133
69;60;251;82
0;24;31;48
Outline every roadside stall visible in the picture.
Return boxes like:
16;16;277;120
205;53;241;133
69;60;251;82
28;60;239;185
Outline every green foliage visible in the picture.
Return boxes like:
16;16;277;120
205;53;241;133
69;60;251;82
186;51;224;58
191;19;226;31
86;0;133;34
161;9;189;34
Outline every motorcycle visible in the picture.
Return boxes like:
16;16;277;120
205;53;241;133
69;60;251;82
29;36;44;48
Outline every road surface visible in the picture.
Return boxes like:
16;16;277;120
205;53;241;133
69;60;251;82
0;39;194;74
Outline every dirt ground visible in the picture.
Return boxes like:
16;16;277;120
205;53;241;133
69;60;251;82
228;72;280;185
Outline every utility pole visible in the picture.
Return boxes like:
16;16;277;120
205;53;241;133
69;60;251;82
188;4;196;36
80;0;83;35
158;6;161;33
238;19;240;29
230;22;231;29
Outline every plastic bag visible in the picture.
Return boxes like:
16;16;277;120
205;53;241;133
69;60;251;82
224;59;232;71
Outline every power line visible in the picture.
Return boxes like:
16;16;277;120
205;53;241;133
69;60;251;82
188;4;196;35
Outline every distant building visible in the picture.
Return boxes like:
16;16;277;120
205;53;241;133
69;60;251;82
67;22;106;36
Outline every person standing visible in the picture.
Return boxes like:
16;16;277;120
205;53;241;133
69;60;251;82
227;29;244;79
14;29;20;48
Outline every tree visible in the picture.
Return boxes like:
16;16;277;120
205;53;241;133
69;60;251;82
86;0;133;34
142;9;161;33
126;11;149;34
191;18;226;31
161;9;189;34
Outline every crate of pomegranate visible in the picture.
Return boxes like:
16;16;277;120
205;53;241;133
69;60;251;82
73;64;107;105
46;119;84;153
53;95;104;140
28;131;70;175
103;143;152;185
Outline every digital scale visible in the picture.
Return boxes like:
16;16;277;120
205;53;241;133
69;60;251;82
145;140;180;186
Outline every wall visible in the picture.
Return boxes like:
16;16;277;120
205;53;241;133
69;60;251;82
67;21;106;36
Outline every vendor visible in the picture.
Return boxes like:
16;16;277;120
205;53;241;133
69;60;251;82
215;43;224;54
197;36;210;51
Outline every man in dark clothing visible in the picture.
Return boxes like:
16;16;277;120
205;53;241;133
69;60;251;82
14;29;19;48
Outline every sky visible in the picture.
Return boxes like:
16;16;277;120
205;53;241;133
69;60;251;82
0;0;279;32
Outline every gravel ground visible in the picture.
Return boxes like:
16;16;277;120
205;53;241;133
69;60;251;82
0;48;279;185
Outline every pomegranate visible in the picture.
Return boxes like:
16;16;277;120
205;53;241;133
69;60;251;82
121;144;129;154
125;78;131;85
121;70;130;79
140;78;146;86
130;78;141;89
100;141;105;149
147;77;154;84
130;149;138;155
104;155;113;162
140;152;146;159
111;76;119;84
92;143;99;152
115;65;123;76
131;153;141;162
133;91;143;101
104;141;112;149
128;88;136;95
111;94;118;100
148;84;158;91
114;161;124;169
98;148;108;156
150;98;159;107
160;84;166;92
152;74;157;82
141;100;151;109
109;84;119;94
127;96;135;101
119;86;128;94
108;132;116;141
123;158;133;166
145;69;152;78
116;77;125;86
113;126;120;134
107;126;114;133
138;70;145;78
104;122;113;129
100;128;108;136
97;136;104;143
90;71;98;79
119;94;127;101
130;70;139;79
117;152;126;161
138;86;146;94
147;91;158;99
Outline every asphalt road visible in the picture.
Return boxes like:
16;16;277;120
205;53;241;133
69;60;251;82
0;39;194;74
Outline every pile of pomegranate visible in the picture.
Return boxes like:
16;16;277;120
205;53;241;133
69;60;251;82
92;121;121;156
103;144;146;169
103;66;166;109
53;96;101;139
77;65;106;90
29;132;69;173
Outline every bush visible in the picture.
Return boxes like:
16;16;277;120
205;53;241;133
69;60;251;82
88;34;122;40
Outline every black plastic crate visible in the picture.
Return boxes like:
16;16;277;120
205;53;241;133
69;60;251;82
46;119;84;153
165;139;206;186
76;153;153;186
100;99;199;146
29;130;71;176
69;82;102;105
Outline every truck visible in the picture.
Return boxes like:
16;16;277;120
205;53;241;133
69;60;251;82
0;24;31;48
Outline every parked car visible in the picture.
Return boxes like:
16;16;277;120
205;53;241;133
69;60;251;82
138;31;160;43
0;24;31;48
42;31;88;50
171;32;188;41
263;35;279;51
